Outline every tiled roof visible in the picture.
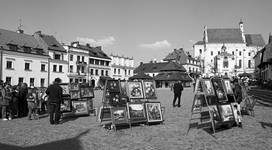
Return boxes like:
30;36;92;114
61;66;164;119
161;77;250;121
194;41;204;45
160;61;186;72
163;48;188;64
154;72;192;81
245;34;265;47
263;42;272;63
129;73;153;80
207;28;244;43
76;45;111;60
134;62;168;74
39;34;66;52
0;28;46;55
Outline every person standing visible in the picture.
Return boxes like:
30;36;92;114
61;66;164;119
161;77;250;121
0;81;7;120
46;78;63;125
173;80;184;107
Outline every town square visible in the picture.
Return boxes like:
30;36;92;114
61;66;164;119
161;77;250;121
1;0;272;150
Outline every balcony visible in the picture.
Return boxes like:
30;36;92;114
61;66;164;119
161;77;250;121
76;61;87;66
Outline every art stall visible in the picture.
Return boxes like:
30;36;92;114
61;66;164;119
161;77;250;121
187;77;242;134
59;83;95;117
98;79;165;130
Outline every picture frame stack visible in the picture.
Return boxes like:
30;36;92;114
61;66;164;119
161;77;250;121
60;83;95;117
99;79;164;130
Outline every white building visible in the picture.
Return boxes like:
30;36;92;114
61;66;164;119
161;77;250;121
64;42;111;87
110;54;134;80
0;29;48;87
193;21;265;77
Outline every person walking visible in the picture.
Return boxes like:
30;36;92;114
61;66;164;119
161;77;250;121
46;78;63;125
173;80;184;107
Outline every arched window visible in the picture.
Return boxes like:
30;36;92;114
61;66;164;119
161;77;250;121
223;56;228;68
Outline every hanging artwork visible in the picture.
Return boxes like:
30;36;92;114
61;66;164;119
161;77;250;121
127;81;144;99
111;107;129;125
72;101;89;115
59;83;70;95
145;102;163;123
70;90;80;99
69;83;79;91
106;80;120;92
202;79;215;96
80;85;94;98
143;81;157;99
211;78;228;103
127;102;147;123
218;104;234;122
231;103;242;125
120;80;128;97
60;99;72;112
223;79;233;94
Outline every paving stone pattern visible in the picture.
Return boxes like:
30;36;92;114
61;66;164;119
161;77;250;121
0;87;272;150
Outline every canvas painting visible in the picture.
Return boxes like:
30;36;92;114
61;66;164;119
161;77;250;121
224;79;233;94
143;81;157;99
98;106;112;122
70;90;80;99
211;78;228;103
106;80;120;92
128;81;144;99
202;79;215;96
218;104;234;122
72;101;89;115
145;102;163;122
80;86;94;98
59;83;70;95
111;107;129;125
127;102;146;123
231;103;242;124
120;80;128;97
60;99;72;112
69;83;79;91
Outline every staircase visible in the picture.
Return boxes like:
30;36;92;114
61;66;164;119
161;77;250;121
248;87;272;107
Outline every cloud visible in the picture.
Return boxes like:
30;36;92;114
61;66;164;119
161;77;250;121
76;36;115;46
139;40;171;49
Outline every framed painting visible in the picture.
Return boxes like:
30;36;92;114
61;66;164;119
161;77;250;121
59;83;70;95
223;79;233;95
111;107;129;125
70;90;80;99
218;104;235;122
202;79;215;96
98;106;112;122
120;80;128;97
60;99;72;112
143;80;157;99
211;78;228;103
231;103;242;124
69;83;79;91
127;81;144;99
106;80;120;92
127;102;147;123
145;102;163;123
80;85;94;98
72;101;89;115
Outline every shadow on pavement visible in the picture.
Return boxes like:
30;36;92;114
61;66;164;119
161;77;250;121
260;121;272;129
0;129;90;150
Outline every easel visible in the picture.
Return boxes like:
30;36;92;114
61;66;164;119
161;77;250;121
187;78;216;135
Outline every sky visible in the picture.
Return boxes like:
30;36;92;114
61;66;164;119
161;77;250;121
1;0;272;66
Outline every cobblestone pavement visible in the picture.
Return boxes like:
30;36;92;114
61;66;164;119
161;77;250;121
1;87;272;150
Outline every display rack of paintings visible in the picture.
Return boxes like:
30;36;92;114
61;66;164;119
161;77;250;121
143;80;157;99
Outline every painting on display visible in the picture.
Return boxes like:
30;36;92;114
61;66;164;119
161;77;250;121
111;107;129;125
127;81;144;99
231;103;242;125
98;106;112;122
80;85;94;98
59;83;70;95
69;83;79;91
202;79;215;96
120;80;128;97
72;101;89;115
211;78;228;103
218;104;234;122
145;102;163;123
106;80;120;92
127;102;146;123
143;81;157;99
223;79;233;95
60;99;72;112
70;90;80;99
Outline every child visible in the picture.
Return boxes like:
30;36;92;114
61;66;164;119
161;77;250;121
27;87;38;120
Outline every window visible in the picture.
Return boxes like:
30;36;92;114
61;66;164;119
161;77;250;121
95;60;99;65
223;57;229;68
232;51;234;55
77;66;80;73
77;56;80;61
90;69;94;75
248;52;251;56
105;61;109;66
89;58;94;64
30;78;34;86
218;51;220;55
189;67;191;72
118;69;120;74
25;62;30;70
83;79;86;83
95;69;98;75
40;78;45;87
248;60;251;68
101;60;104;66
70;55;73;61
211;51;213;56
239;59;242;68
53;65;57;72
8;45;18;51
41;64;46;71
70;65;73;73
199;49;202;54
101;70;104;76
114;68;116;74
128;70;131;75
6;77;11;84
75;79;79;83
23;47;31;53
211;59;213;62
239;51;242;56
70;78;73;83
6;61;13;69
81;66;85;73
82;56;84;62
125;69;127;75
105;70;108;76
59;65;63;72
54;53;61;60
18;77;24;83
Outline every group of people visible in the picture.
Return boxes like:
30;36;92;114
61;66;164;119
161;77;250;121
0;78;64;125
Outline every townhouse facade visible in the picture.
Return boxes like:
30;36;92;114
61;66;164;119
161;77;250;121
110;54;134;80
